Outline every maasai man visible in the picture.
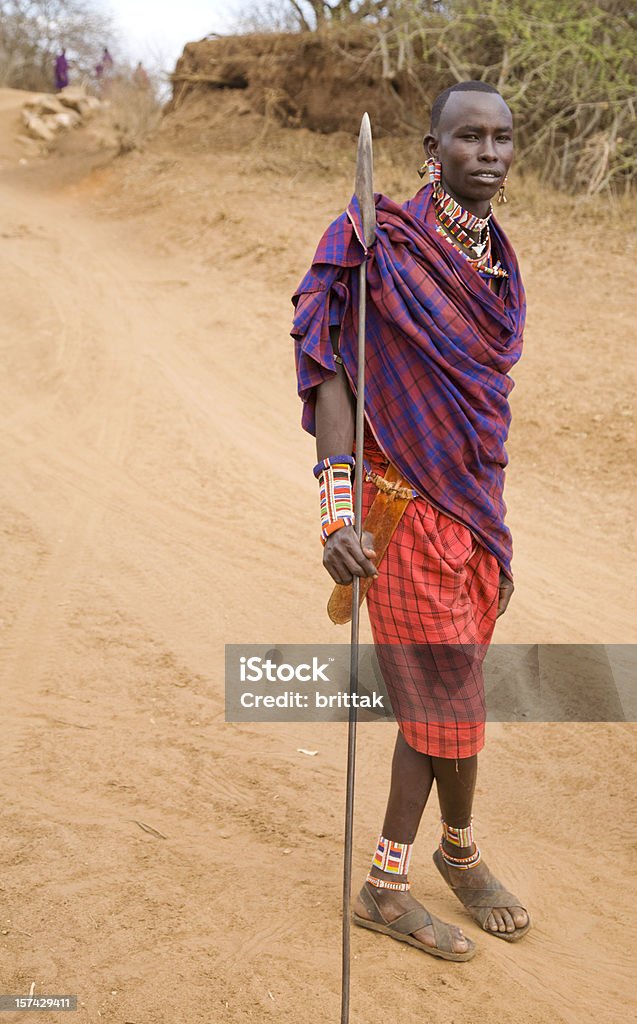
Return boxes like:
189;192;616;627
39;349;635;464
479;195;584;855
291;82;530;961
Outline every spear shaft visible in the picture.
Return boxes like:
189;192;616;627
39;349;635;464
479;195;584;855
340;110;375;1024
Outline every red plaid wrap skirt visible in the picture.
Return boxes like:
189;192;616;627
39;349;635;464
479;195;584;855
362;439;500;759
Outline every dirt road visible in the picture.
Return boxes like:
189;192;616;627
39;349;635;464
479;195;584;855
1;89;635;1023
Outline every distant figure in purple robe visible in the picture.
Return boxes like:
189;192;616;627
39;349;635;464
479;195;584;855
95;47;114;95
54;50;69;91
132;62;150;90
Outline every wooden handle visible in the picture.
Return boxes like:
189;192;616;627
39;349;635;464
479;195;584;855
327;464;412;625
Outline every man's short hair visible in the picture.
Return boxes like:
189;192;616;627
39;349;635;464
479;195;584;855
430;81;502;131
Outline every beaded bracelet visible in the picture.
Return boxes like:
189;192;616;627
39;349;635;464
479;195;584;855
313;454;355;545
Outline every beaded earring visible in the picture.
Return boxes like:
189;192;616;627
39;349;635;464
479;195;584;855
418;157;442;197
497;175;509;204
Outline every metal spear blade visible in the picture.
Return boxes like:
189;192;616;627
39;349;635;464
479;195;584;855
355;112;376;248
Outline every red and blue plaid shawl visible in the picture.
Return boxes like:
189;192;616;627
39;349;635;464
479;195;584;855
291;184;526;578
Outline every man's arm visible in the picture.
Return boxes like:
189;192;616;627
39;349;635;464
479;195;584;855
315;327;377;585
315;345;355;462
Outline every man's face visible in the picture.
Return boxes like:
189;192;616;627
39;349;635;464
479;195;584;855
424;91;514;215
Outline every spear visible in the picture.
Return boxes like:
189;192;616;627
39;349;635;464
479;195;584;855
341;111;375;1024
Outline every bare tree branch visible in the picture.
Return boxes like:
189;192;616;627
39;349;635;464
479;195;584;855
0;0;115;90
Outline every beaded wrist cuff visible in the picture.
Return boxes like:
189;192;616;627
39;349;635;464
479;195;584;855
313;455;355;545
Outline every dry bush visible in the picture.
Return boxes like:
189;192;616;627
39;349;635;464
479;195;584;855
106;76;162;154
0;0;115;91
196;0;636;195
401;0;637;196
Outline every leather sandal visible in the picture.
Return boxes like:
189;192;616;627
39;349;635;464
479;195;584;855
433;847;531;942
352;883;476;961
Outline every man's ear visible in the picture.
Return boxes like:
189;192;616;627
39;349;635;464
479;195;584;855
423;133;438;161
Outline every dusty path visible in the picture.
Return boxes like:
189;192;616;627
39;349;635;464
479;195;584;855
1;90;635;1023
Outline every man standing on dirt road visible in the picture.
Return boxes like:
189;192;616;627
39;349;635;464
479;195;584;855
292;81;530;961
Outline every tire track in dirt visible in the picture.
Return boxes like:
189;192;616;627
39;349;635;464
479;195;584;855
1;199;141;720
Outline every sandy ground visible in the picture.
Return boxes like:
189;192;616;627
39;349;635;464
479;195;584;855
1;88;635;1023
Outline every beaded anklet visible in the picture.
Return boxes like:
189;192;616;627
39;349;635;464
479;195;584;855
366;873;410;892
441;817;474;849
438;841;482;870
313;455;355;545
373;834;413;874
365;834;413;891
440;817;481;869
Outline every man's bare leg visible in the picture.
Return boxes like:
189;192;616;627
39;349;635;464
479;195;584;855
353;731;470;953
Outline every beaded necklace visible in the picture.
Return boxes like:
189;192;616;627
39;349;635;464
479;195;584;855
422;158;508;280
437;220;507;279
434;190;491;256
